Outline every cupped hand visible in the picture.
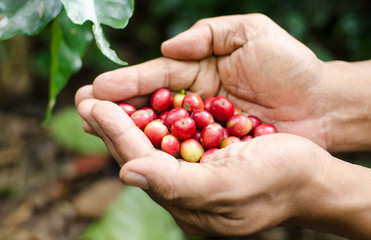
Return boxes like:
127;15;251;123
76;14;330;149
77;100;333;236
75;13;371;238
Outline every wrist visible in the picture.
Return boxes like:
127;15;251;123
292;154;371;239
321;60;371;152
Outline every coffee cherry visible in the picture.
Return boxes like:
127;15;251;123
164;108;190;129
220;136;241;148
247;115;262;132
254;124;278;137
161;134;180;156
118;102;136;116
151;88;172;112
200;148;218;163
172;90;186;108
180;139;204;162
171;117;196;140
209;96;234;122
120;89;278;162
182;93;204;113
200;123;224;149
191;109;214;130
144;121;169;147
226;114;252;137
131;110;152;130
203;97;214;112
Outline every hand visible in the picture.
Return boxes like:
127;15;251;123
122;133;330;236
76;100;330;236
77;100;371;239
76;14;330;150
75;14;371;238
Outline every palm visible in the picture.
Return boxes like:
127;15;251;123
211;24;327;148
89;14;329;149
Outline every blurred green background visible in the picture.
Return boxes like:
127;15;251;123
2;0;371;114
0;0;370;239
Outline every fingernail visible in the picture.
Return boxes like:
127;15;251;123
123;171;149;190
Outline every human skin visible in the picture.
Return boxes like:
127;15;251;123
75;14;371;239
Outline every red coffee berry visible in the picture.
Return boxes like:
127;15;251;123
161;134;180;156
164;108;190;129
200;148;218;163
200;123;224;149
171;117;196;140
118;102;136;116
131;110;153;130
226;114;252;137
247;115;262;132
144;121;169;147
209;96;234;122
254;124;278;137
191;109;214;130
203;97;215;112
151;88;172;112
182;93;204;113
220;136;241;148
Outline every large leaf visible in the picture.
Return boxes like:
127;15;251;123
81;186;186;240
48;105;108;154
61;0;134;65
0;0;63;40
44;10;93;124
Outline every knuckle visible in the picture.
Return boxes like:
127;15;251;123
248;13;270;21
92;71;113;98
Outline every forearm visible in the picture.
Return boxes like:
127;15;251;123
294;155;371;239
322;60;371;152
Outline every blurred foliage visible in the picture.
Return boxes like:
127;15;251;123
25;0;370;109
0;0;134;123
0;0;62;40
45;10;93;124
111;0;370;65
2;0;370;113
48;105;108;154
81;186;186;240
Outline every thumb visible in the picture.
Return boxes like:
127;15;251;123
120;156;217;207
161;14;262;60
120;155;178;190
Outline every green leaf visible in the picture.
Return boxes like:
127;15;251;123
0;0;63;40
80;186;186;240
44;10;93;124
61;0;134;65
92;23;126;65
48;105;108;154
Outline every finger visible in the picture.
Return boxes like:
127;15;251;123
77;99;124;165
90;100;162;162
93;57;199;102
82;119;98;136
75;85;99;136
161;14;267;60
120;155;233;211
75;85;94;106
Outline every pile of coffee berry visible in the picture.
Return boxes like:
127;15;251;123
118;88;278;163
